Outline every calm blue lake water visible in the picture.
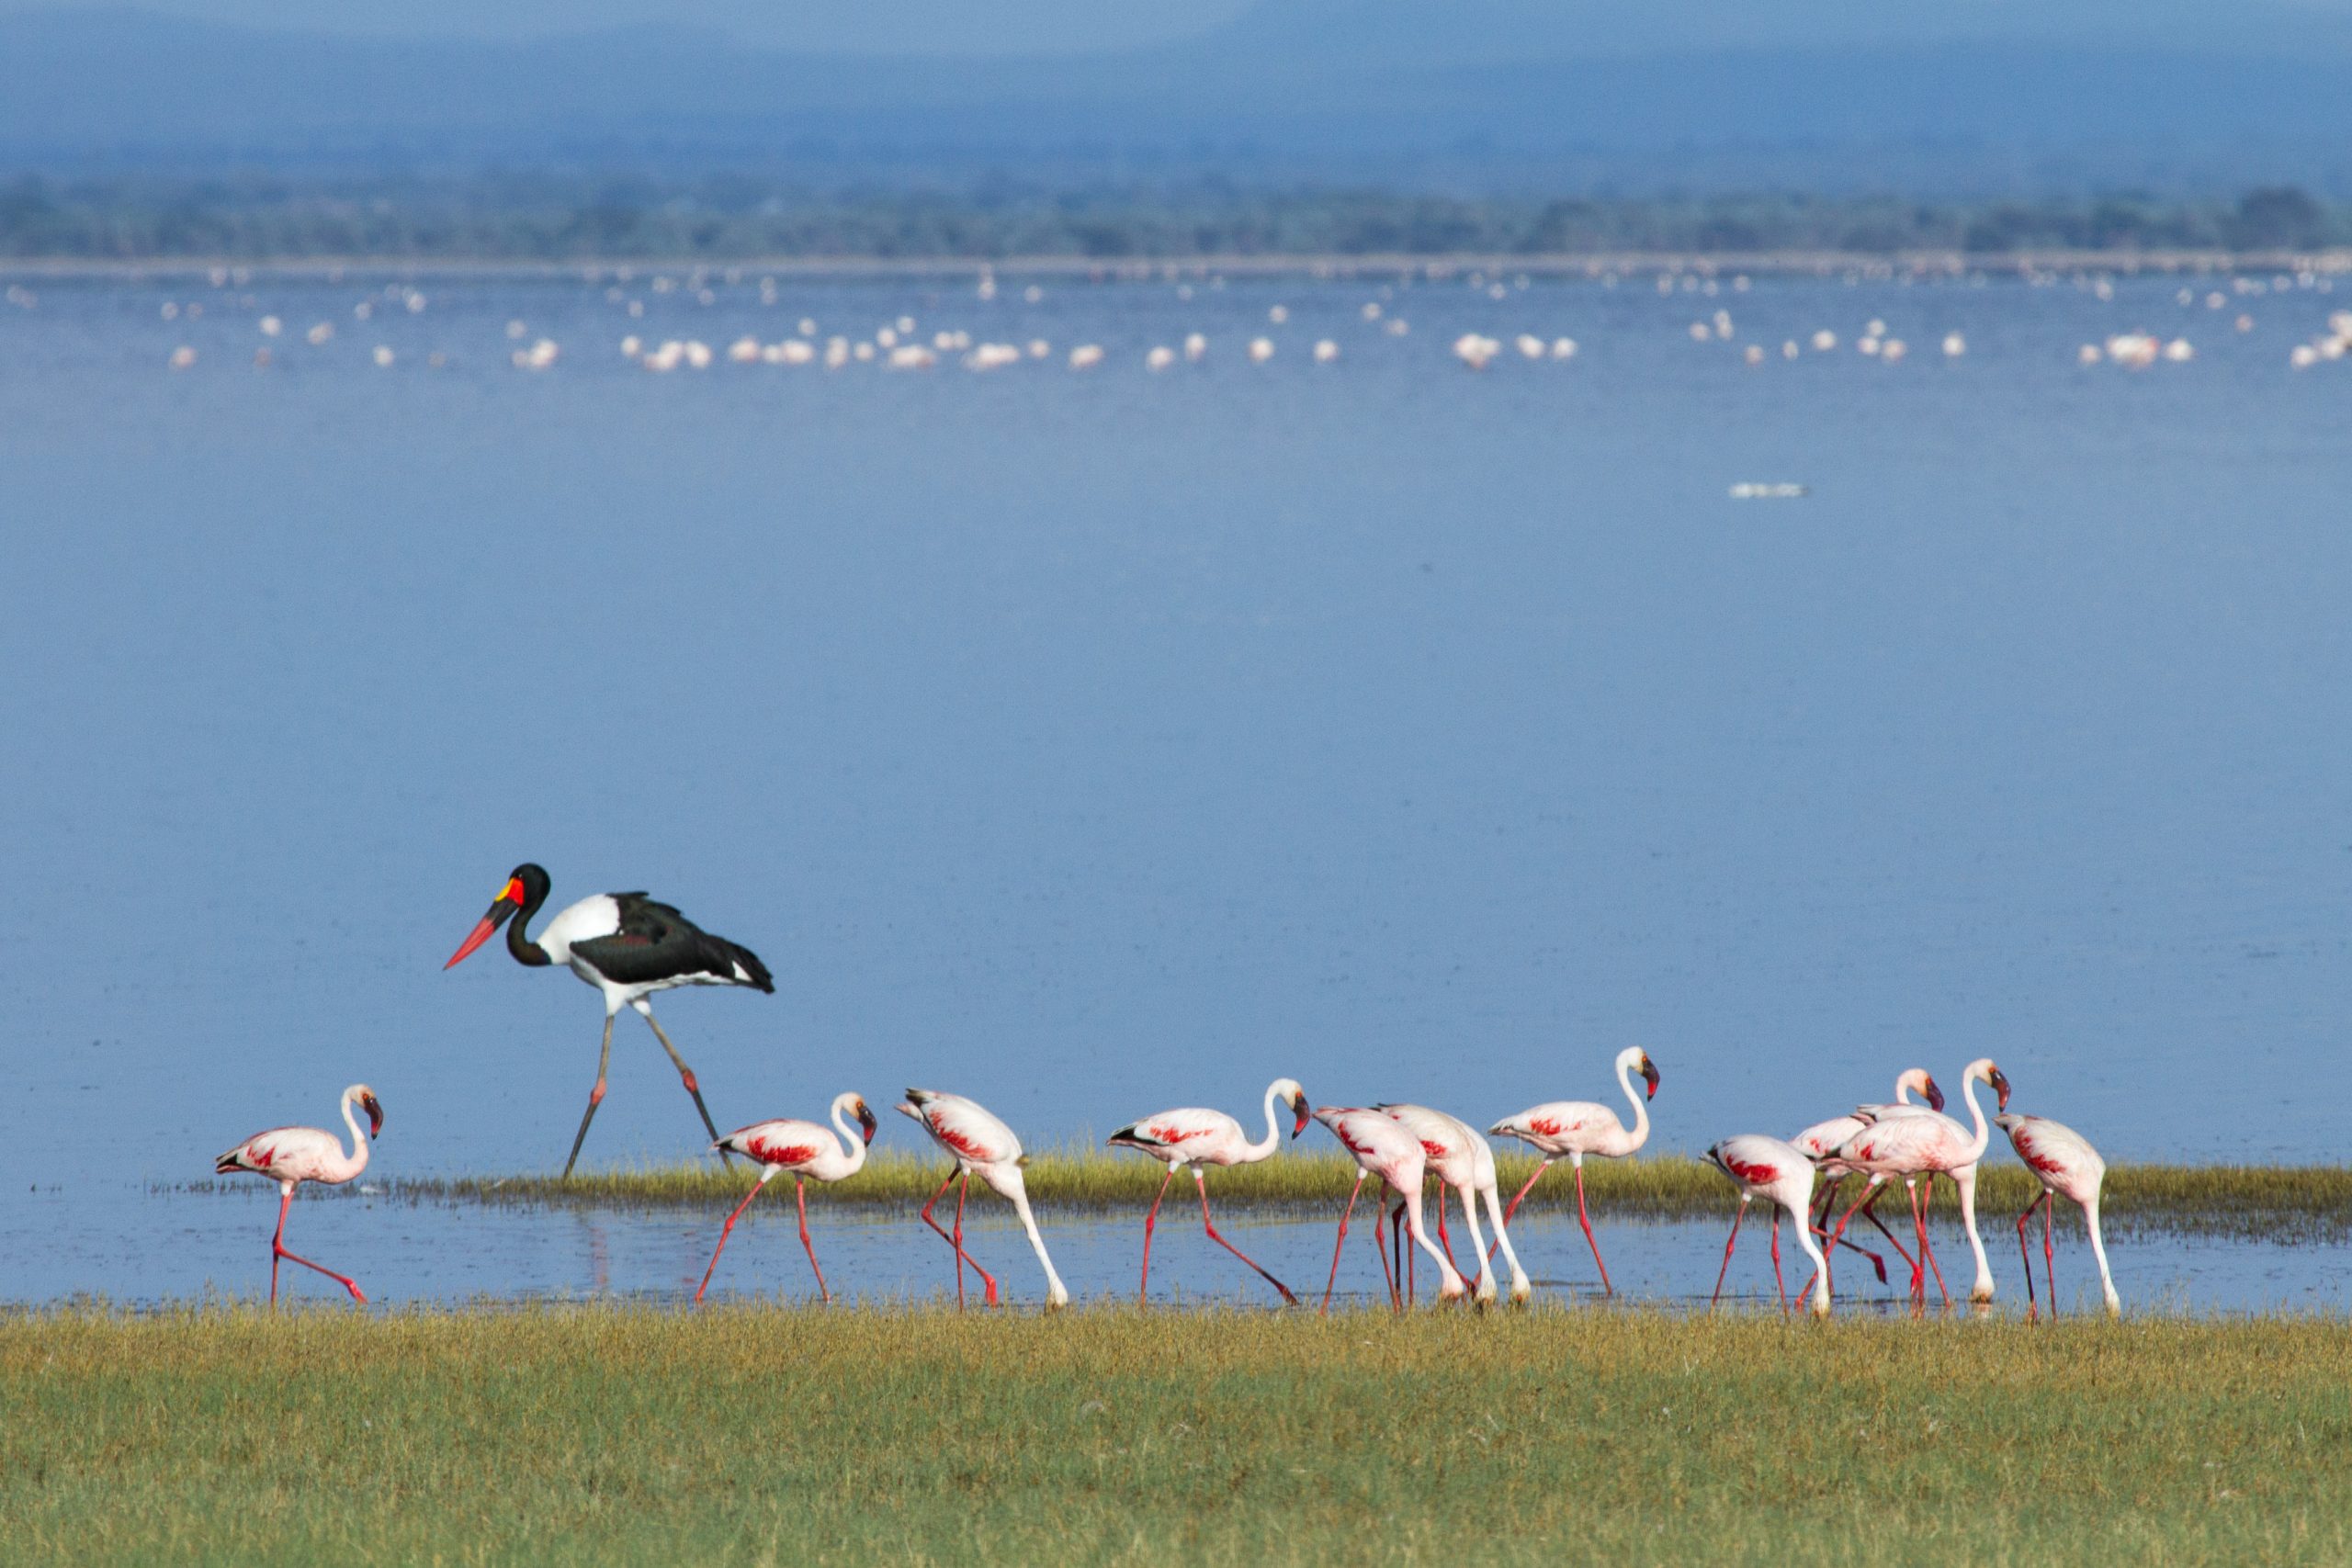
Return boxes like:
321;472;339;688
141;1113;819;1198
3;264;2350;1305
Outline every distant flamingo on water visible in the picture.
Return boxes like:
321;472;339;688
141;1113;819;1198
1827;1059;2010;1309
695;1092;879;1304
443;863;772;1177
1106;1077;1309;1304
899;1089;1069;1310
1702;1134;1830;1316
1488;1046;1660;1293
1995;1112;2120;1318
1375;1103;1531;1305
214;1084;384;1305
1312;1107;1466;1312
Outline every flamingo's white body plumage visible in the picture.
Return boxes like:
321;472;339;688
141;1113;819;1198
1107;1078;1307;1304
214;1083;384;1305
1488;1046;1659;1293
899;1089;1069;1310
1995;1112;2120;1317
1374;1103;1530;1304
1312;1107;1466;1310
1703;1134;1830;1316
695;1092;878;1304
1791;1066;1943;1294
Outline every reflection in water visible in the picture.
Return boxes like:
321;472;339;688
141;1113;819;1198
5;1186;2348;1318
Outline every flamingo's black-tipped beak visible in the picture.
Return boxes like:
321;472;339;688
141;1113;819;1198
361;1092;385;1138
1990;1067;2012;1111
1641;1057;1661;1100
1291;1093;1310;1139
1926;1078;1947;1113
445;877;524;969
857;1104;879;1145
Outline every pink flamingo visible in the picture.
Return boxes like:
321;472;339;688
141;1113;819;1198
1791;1066;1946;1292
695;1092;878;1304
1854;1066;2007;1305
1312;1107;1466;1312
1702;1134;1830;1316
213;1084;384;1305
1994;1113;2120;1318
1375;1103;1531;1305
1488;1046;1659;1293
898;1089;1069;1310
1826;1059;2010;1308
1106;1077;1308;1305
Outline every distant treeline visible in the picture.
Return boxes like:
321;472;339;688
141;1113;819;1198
2;175;2346;259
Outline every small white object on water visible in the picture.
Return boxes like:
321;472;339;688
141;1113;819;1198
1729;482;1809;499
1867;318;1886;335
684;341;713;369
728;335;760;363
1146;344;1176;371
1516;333;1544;359
627;300;644;318
302;321;331;344
371;345;394;367
1069;344;1104;370
1942;333;1966;356
2163;338;2195;362
1781;340;1799;359
824;338;849;369
1552;337;1577;359
506;321;526;340
259;315;282;337
1184;333;1206;361
966;343;1022;372
355;301;372;320
1743;344;1765;366
1882;339;1906;362
1362;302;1382;321
161;301;179;320
897;316;916;334
1453;333;1500;369
977;274;997;301
1249;336;1275;362
1385;319;1410;336
799;318;818;336
1688;321;1711;342
1028;339;1051;358
1268;305;1288;324
1314;339;1340;362
620;334;642;357
851;342;874;362
1811;329;1837;352
886;344;937;370
1023;286;1044;304
2236;314;2255;333
168;345;196;369
876;327;898;349
1859;337;1882;356
2290;344;2319;368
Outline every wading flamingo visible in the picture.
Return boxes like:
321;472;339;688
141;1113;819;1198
444;864;772;1177
1106;1077;1309;1304
1994;1112;2120;1318
1374;1103;1531;1305
1312;1107;1466;1312
1827;1059;2010;1309
214;1084;384;1305
1489;1046;1660;1293
1702;1134;1830;1316
1855;1065;2009;1304
1792;1067;1946;1291
695;1092;878;1304
899;1089;1069;1310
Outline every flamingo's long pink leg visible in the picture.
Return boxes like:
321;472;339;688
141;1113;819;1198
1709;1201;1747;1306
1432;1188;1467;1280
1195;1173;1298;1305
1915;1180;1950;1306
1372;1202;1401;1311
955;1174;1001;1308
1573;1162;1613;1295
270;1190;366;1304
1823;1179;1883;1271
1851;1183;1917;1296
695;1175;772;1304
918;1168;997;1306
2015;1190;2049;1320
795;1178;831;1304
1321;1174;1367;1315
1138;1167;1177;1305
1770;1210;1788;1314
2043;1192;2059;1315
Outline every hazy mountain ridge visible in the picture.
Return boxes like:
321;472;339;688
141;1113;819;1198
4;5;2349;192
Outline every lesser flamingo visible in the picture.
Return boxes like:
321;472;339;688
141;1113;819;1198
695;1092;878;1304
1995;1112;2120;1317
1106;1077;1309;1305
214;1084;384;1305
1488;1046;1659;1293
1312;1107;1466;1312
1702;1134;1830;1316
898;1089;1069;1310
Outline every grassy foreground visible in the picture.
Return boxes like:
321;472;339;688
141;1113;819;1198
269;1151;2352;1238
3;1305;2348;1566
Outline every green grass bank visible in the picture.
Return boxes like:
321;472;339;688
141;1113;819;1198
201;1152;2352;1239
2;1305;2346;1565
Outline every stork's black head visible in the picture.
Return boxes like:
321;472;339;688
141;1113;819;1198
445;863;550;969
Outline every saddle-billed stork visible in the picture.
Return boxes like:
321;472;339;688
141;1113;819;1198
445;863;774;1177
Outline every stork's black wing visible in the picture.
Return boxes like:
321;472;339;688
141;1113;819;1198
570;893;775;992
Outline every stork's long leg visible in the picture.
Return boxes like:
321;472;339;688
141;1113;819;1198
1196;1172;1297;1305
639;1007;730;1164
560;1014;616;1179
271;1188;366;1304
695;1171;774;1303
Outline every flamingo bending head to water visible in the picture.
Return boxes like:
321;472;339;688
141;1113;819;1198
1374;1103;1532;1306
1703;1134;1829;1317
1311;1107;1466;1312
1994;1112;2119;1318
899;1089;1069;1310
